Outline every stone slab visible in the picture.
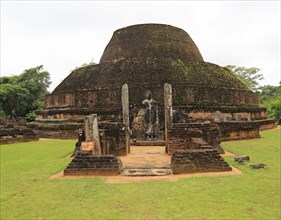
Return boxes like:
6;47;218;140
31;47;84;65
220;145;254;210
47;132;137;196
122;168;172;176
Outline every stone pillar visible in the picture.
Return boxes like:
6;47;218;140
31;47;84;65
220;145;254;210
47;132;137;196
122;84;130;154
164;83;172;153
214;111;221;122
84;114;101;156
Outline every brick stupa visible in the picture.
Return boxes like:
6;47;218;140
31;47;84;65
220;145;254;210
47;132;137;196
30;24;275;139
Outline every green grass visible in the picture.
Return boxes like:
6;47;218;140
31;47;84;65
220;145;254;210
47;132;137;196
1;128;280;220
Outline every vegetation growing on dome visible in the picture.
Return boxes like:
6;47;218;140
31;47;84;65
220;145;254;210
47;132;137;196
53;57;249;93
72;61;97;71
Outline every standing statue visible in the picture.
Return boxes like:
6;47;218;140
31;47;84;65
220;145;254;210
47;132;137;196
142;91;158;140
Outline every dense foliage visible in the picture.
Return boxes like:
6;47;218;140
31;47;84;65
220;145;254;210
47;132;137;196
259;83;281;123
0;65;51;119
268;98;281;123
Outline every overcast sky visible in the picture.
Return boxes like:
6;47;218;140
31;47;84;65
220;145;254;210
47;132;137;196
1;1;280;92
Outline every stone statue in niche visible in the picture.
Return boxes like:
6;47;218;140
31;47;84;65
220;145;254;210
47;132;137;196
142;91;158;140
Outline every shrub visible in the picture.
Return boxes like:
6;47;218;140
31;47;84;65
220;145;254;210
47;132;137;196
25;112;36;122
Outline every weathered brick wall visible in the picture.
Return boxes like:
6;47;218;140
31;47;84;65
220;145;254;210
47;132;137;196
258;119;277;131
0;127;38;144
40;86;264;140
172;86;259;107
27;119;82;139
45;89;120;109
64;152;122;176
175;106;267;121
217;121;260;141
168;122;220;154
217;119;277;140
29;108;123;139
35;108;122;121
99;122;126;156
45;85;259;110
171;149;232;174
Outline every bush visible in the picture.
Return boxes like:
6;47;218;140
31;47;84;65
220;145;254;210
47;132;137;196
268;98;281;124
25;112;36;122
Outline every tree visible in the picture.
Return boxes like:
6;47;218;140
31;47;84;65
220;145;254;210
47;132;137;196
259;83;281;106
17;65;51;111
258;83;281;123
225;65;264;92
268;98;281;124
0;65;51;118
18;65;51;97
0;84;30;118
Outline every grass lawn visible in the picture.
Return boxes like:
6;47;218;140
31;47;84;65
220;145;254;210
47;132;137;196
0;128;280;219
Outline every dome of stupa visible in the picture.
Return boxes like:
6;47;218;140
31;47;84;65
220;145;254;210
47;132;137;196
52;23;255;108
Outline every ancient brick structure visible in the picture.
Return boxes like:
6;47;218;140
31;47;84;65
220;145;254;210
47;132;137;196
0;126;38;144
64;119;125;176
168;122;221;154
64;152;122;176
217;121;260;141
172;106;276;140
99;122;126;156
171;149;232;174
29;23;276;140
168;121;233;173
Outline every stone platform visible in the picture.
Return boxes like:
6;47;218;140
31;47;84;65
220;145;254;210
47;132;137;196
119;146;171;176
120;146;171;168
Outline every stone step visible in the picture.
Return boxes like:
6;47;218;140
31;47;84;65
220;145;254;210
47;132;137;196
131;140;166;146
121;167;172;176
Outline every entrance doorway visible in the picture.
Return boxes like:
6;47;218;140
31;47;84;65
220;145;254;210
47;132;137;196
121;83;172;154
